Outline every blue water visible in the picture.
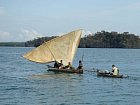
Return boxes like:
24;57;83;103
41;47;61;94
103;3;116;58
0;47;140;105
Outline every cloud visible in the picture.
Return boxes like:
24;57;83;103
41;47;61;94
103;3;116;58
82;1;140;19
122;2;140;10
20;29;44;41
0;31;11;42
0;29;44;42
0;7;6;16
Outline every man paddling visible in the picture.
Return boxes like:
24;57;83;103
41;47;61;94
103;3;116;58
112;65;119;75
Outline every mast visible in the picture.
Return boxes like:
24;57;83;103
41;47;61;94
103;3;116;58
46;43;56;62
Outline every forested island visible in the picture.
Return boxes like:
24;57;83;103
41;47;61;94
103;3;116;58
79;31;140;48
1;31;140;48
0;42;25;47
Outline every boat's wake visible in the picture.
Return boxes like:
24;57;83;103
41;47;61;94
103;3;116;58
28;72;81;80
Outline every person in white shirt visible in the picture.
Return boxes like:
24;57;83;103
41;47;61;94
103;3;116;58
58;60;64;69
112;65;119;75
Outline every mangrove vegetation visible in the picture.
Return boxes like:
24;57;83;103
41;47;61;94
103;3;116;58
1;31;140;48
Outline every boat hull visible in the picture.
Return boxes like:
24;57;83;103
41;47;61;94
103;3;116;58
97;70;123;78
48;67;83;74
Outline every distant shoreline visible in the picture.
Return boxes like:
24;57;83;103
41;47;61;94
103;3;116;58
0;42;25;47
0;43;140;49
1;30;140;48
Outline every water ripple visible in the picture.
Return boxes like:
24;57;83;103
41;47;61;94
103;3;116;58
1;48;140;105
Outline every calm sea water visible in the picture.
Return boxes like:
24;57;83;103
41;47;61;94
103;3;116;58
0;47;140;105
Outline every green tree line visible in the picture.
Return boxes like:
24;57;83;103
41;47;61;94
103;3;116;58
79;31;140;48
1;31;140;48
25;31;140;48
0;42;25;47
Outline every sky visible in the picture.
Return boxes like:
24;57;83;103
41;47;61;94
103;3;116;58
0;0;140;42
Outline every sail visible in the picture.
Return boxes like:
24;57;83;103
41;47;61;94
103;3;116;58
23;29;82;65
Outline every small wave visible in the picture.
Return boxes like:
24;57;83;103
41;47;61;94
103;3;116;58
127;76;140;81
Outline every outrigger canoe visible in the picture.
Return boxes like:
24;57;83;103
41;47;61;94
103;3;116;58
97;70;124;78
48;66;83;74
22;30;83;75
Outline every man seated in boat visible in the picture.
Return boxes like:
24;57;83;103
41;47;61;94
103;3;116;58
64;62;73;69
54;61;59;68
77;60;83;69
58;60;64;69
111;64;119;75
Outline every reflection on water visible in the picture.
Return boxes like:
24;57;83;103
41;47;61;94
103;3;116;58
29;72;83;80
0;47;140;105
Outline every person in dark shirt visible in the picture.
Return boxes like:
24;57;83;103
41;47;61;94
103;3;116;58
77;60;83;69
64;62;73;69
54;61;59;68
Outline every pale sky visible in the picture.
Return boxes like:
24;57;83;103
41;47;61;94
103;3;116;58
0;0;140;42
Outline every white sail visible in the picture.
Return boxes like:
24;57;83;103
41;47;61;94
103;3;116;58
23;29;82;65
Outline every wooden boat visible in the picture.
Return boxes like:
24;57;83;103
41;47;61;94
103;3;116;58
48;67;83;74
23;29;83;74
97;70;123;78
